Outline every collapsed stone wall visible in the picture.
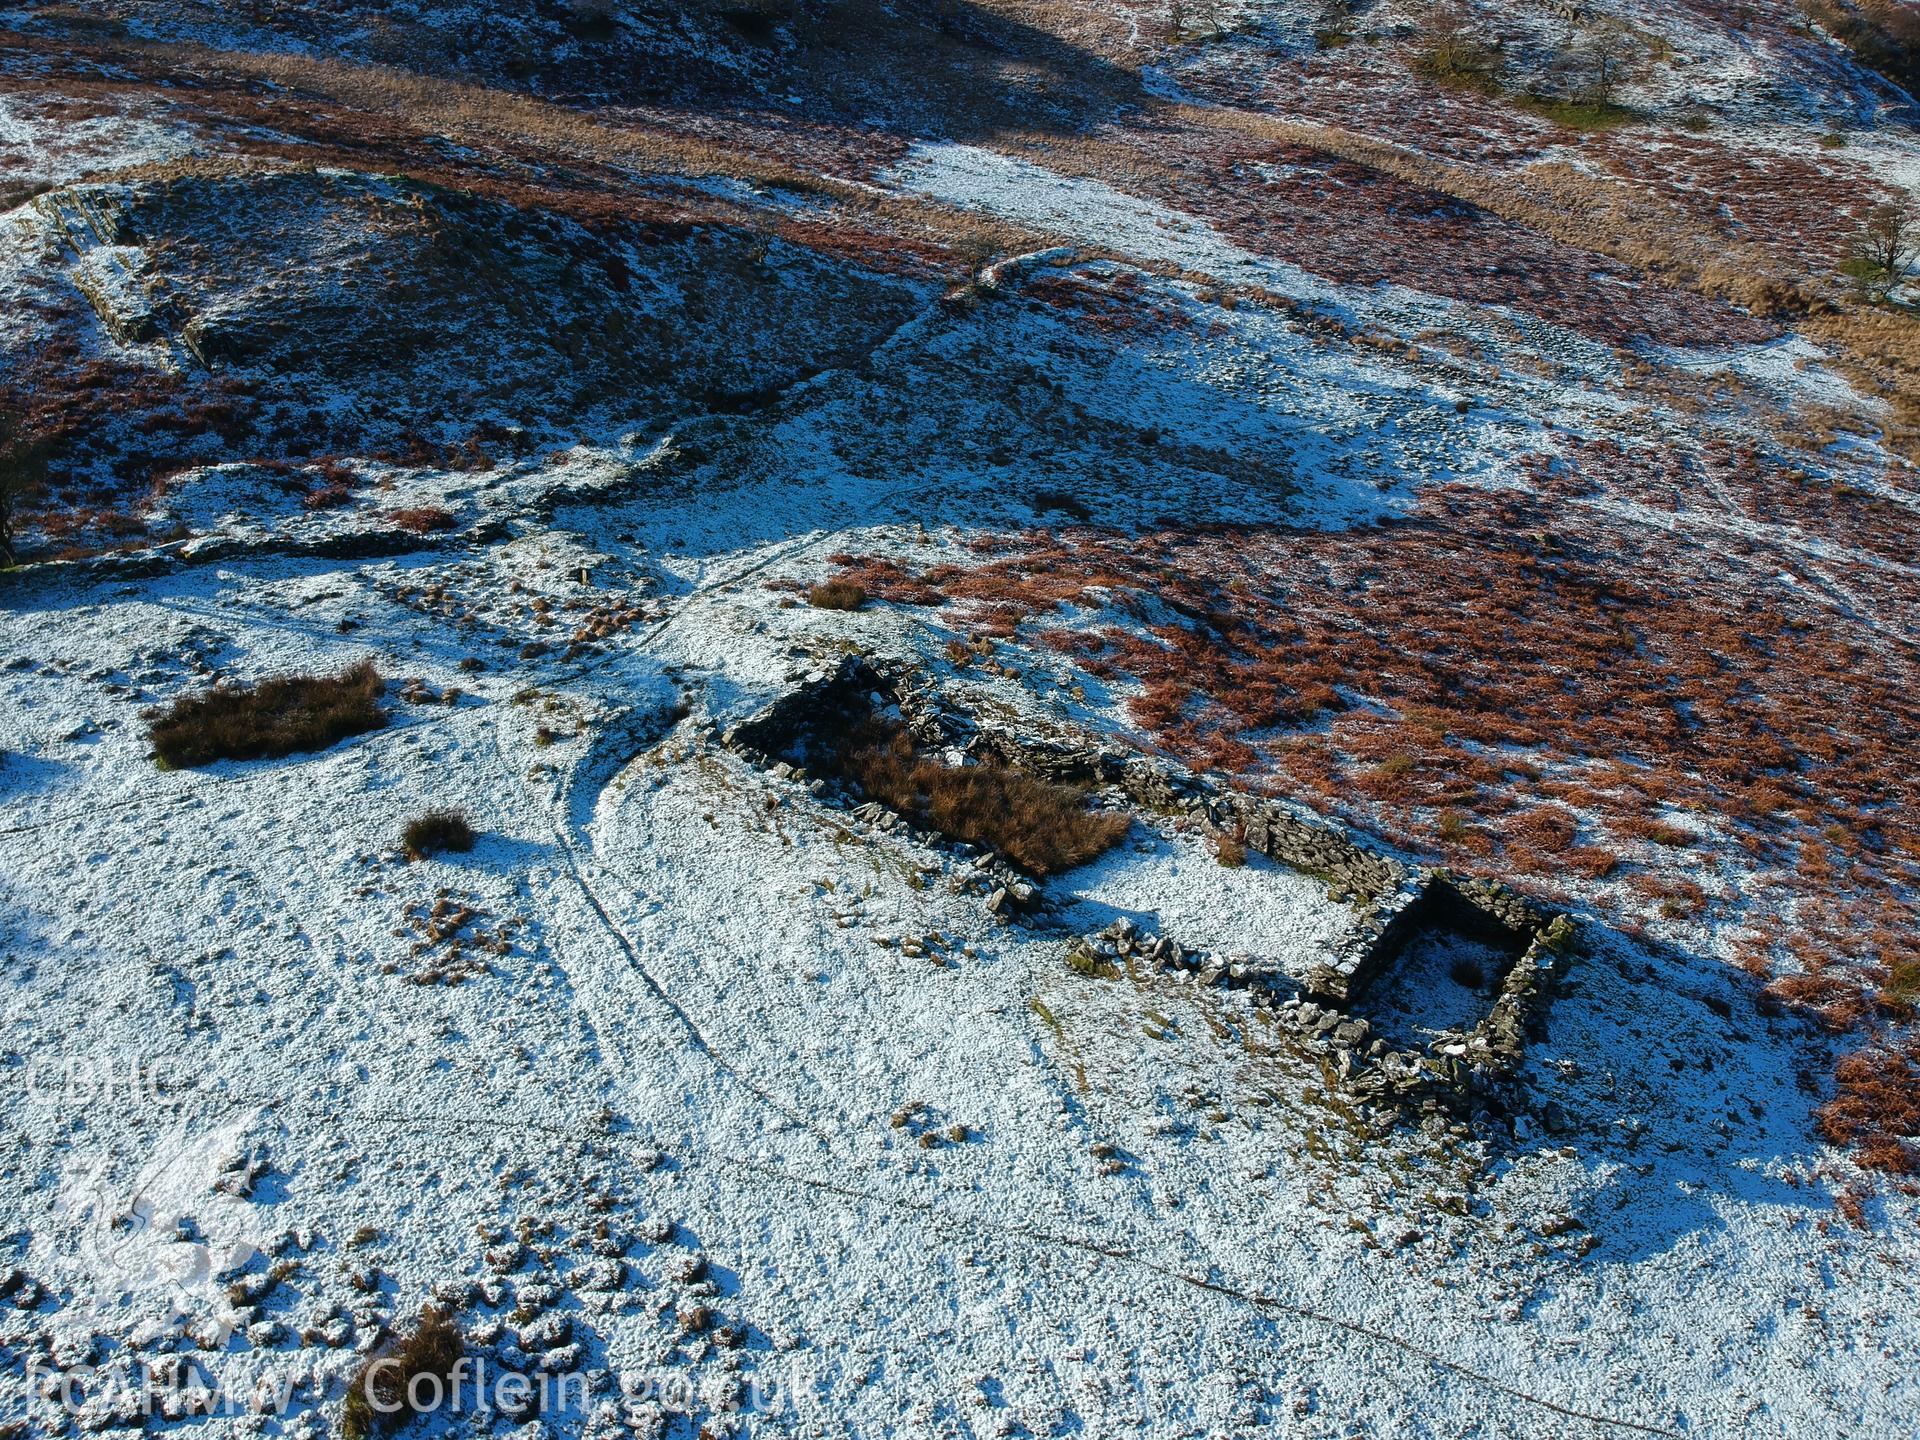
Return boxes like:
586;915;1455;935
1070;900;1574;1122
721;657;1045;915
721;658;877;760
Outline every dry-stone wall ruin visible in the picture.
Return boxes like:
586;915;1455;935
723;655;1576;1120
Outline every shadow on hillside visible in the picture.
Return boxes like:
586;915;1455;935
0;752;67;800
480;0;1145;141
1;274;1426;618
1039;787;1844;1266
1492;916;1845;1268
27;0;1143;143
714;0;1146;139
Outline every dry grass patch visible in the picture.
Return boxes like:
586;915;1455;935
806;579;868;611
1802;307;1920;462
402;810;476;860
387;506;457;534
1166;104;1810;318
49;35;1055;276
148;661;386;768
1819;1041;1920;1176
342;1304;464;1440
828;716;1128;875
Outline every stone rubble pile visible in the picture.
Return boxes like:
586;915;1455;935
1066;915;1286;992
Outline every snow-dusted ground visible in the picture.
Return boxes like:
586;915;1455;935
886;139;1881;494
3;11;1919;1436
3;443;1915;1436
1057;827;1354;975
1359;934;1513;1048
0;87;204;190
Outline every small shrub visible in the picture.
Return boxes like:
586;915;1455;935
718;2;792;40
1067;944;1115;977
825;717;1129;875
303;482;353;510
1882;951;1920;1016
342;1305;464;1440
1562;846;1620;879
1214;832;1247;867
403;810;476;860
148;661;386;768
1835;1184;1871;1229
301;465;357;511
1507;804;1578;853
1448;955;1486;990
1032;489;1092;523
1632;873;1708;920
806;579;868;611
1818;1041;1920;1175
1639;820;1695;847
563;0;620;39
1413;27;1502;92
387;506;457;534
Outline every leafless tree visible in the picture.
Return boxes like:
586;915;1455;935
1846;199;1918;302
952;232;998;286
1421;22;1500;85
1569;16;1647;106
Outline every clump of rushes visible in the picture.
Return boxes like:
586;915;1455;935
148;660;386;768
827;716;1129;875
402;810;476;860
387;506;457;534
1818;1040;1920;1175
806;580;867;611
342;1305;464;1439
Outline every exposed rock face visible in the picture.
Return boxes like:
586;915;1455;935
36;170;933;448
